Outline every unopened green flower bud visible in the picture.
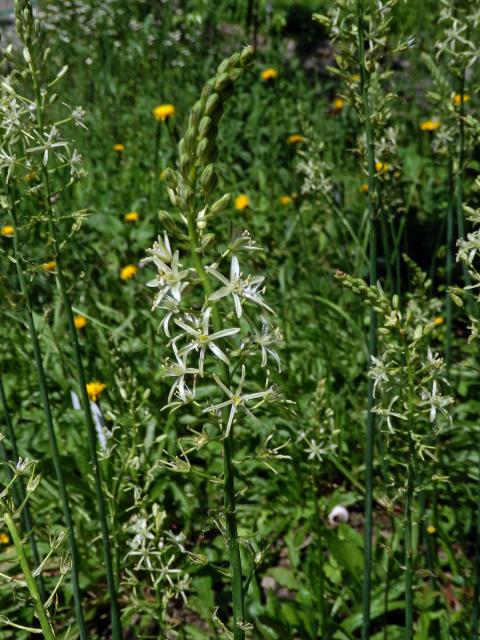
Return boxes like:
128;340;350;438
240;45;255;66
199;116;213;137
200;79;215;102
214;73;232;93
229;68;242;83
210;193;231;214
205;93;220;116
199;163;216;189
163;168;178;190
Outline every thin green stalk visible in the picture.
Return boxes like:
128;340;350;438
3;510;56;640
186;212;245;640
357;2;378;638
473;439;480;639
404;444;414;640
0;375;46;602
404;342;416;640
312;473;327;639
445;158;454;371
27;52;122;639
8;189;87;638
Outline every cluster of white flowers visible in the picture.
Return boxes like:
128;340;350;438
143;229;282;435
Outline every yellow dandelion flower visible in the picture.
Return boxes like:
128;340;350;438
24;171;38;182
235;194;250;210
359;183;369;193
351;73;361;82
287;134;303;145
124;211;139;222
433;316;444;326
41;260;56;272
74;315;87;330
420;119;440;131
454;93;470;106
1;225;14;237
152;104;176;122
375;161;390;173
113;143;125;152
279;195;293;206
86;381;106;402
426;525;436;535
120;264;138;280
0;533;9;544
393;170;401;178
333;97;345;111
261;67;277;81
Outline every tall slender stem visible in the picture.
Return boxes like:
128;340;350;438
8;188;86;638
404;341;416;640
26;53;122;638
0;375;46;602
186;212;245;640
357;2;378;638
445;159;454;370
3;510;56;640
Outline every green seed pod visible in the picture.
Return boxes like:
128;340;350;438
228;52;241;68
210;193;231;214
199;116;213;138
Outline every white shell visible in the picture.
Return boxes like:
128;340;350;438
328;505;349;527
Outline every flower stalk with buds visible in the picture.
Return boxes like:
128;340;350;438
143;46;284;639
11;0;121;636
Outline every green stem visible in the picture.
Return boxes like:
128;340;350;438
8;188;86;637
445;158;454;371
357;2;378;638
0;375;46;602
404;342;416;640
3;511;56;640
186;213;245;640
28;53;121;639
312;473;327;639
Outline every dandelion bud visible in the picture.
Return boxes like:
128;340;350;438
328;505;349;527
210;193;231;214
